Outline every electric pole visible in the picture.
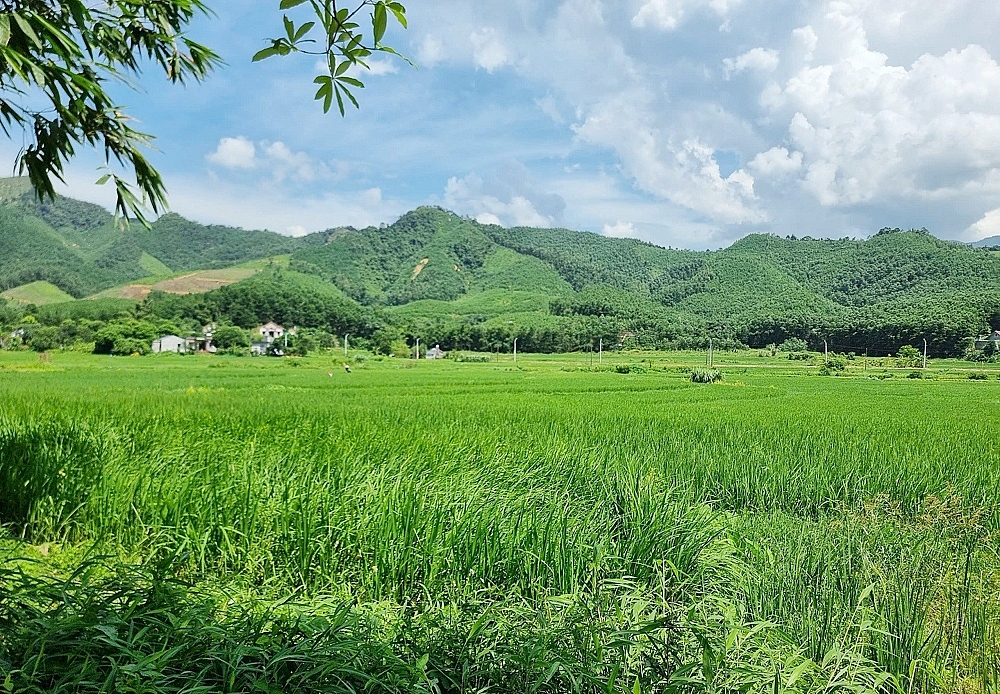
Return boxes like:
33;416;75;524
344;334;349;357
415;337;420;360
824;340;828;364
599;338;603;364
708;337;714;367
513;338;518;363
923;338;928;370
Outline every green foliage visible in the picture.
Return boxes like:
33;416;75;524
0;1;219;221
211;325;250;350
897;344;922;367
779;337;809;352
690;368;723;383
253;1;408;116
93;319;174;355
2;360;997;692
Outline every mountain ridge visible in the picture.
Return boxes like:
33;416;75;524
2;179;1000;356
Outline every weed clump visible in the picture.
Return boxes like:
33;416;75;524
690;368;723;383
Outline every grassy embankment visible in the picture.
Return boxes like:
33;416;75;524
0;351;997;693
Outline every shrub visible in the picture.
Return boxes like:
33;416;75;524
968;372;989;381
897;345;922;368
690;368;723;383
212;325;250;350
778;337;808;352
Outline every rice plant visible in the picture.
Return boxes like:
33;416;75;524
0;354;997;692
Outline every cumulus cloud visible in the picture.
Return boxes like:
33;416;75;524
207;138;327;183
603;221;638;238
206;137;256;169
470;28;510;72
968;208;1000;241
723;48;780;78
748;147;803;177
763;4;1000;209
417;34;445;66
444;160;566;228
574;94;765;225
365;58;399;76
632;0;741;31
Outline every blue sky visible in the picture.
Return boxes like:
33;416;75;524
8;0;1000;249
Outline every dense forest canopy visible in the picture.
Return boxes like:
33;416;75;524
1;179;999;357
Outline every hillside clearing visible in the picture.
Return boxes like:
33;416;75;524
1;281;75;305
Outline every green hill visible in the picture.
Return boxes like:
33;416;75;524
3;180;1000;356
0;179;303;298
1;281;75;305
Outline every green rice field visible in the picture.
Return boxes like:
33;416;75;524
1;351;998;693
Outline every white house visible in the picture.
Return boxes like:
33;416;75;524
426;344;446;360
257;322;285;343
152;335;186;353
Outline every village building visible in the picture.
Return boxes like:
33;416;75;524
152;335;187;354
425;344;447;360
975;330;1000;350
257;322;285;342
252;322;295;356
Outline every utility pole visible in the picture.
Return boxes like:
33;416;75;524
708;337;714;367
599;338;603;364
344;334;349;357
864;347;868;371
923;338;928;370
513;338;518;363
415;337;420;360
824;340;828;364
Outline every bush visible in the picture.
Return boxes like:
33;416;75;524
690;368;722;383
897;345;922;368
787;352;811;361
212;325;250;350
968;372;989;381
778;337;808;352
455;354;492;363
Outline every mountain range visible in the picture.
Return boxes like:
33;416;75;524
1;177;998;356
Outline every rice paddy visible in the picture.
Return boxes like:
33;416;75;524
0;351;997;693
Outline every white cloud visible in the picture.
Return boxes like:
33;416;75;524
968;208;1000;241
603;221;638;238
748;147;803;177
365;58;399;76
632;0;741;31
470;28;509;72
765;8;1000;209
206;137;256;169
574;94;765;225
286;225;308;237
443;161;566;228
723;48;780;78
207;138;325;183
792;25;818;61
417;34;445;66
264;141;319;182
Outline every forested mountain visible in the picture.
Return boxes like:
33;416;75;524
0;178;301;297
2;177;1000;356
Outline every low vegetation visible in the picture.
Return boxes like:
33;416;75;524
0;354;997;692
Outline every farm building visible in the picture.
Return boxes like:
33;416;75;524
975;331;1000;349
152;335;186;353
426;345;447;360
257;322;286;342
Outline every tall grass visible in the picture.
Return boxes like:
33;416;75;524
1;358;997;691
